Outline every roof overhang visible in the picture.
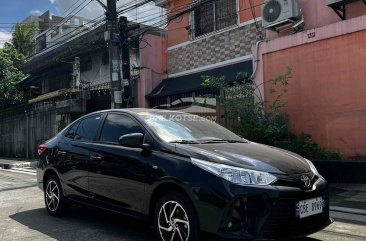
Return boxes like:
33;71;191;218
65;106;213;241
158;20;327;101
23;25;106;74
17;75;41;89
148;60;253;98
325;0;365;20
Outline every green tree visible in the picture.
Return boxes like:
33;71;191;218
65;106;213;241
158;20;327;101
12;23;38;57
0;43;26;109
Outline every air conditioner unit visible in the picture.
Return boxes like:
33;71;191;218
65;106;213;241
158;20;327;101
261;0;302;31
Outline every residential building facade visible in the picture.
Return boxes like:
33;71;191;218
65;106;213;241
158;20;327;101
150;0;263;114
23;11;89;53
152;0;366;158
0;16;166;158
255;0;366;158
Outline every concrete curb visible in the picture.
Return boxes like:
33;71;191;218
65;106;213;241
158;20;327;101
330;206;366;216
330;211;366;223
0;161;37;169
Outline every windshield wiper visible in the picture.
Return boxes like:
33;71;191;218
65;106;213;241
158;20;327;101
199;139;249;144
169;140;201;144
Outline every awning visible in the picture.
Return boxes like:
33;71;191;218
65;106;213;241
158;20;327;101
148;60;253;98
17;75;41;88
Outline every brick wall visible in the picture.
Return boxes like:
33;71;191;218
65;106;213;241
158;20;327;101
168;23;262;74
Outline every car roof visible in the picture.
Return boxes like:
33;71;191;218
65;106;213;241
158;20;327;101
86;108;189;116
60;108;188;135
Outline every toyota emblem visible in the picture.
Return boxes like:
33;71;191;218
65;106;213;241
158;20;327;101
300;175;311;188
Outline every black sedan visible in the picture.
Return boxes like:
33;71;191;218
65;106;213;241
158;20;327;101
37;109;332;241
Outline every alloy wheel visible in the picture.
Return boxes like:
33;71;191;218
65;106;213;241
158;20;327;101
45;180;60;212
158;200;190;241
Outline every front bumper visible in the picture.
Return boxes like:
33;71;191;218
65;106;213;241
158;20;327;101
193;176;331;240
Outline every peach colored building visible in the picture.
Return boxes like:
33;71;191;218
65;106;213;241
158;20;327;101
255;0;366;158
150;0;263;109
152;0;366;158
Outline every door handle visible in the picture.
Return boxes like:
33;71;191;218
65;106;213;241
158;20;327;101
90;154;103;161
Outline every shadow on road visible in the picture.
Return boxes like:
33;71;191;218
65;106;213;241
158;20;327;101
10;206;324;241
10;206;154;241
296;238;322;241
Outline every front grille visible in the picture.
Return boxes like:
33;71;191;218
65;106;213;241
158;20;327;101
274;172;319;190
261;192;329;239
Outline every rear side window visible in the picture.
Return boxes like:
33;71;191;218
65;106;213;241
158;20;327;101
75;115;102;141
99;114;144;144
65;122;79;139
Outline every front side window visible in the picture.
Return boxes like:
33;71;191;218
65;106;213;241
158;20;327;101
193;0;237;38
99;114;144;144
74;115;102;141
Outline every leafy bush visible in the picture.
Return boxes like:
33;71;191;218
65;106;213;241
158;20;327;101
0;43;26;109
202;68;343;160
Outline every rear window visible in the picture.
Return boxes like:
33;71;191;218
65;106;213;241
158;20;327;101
74;115;102;141
65;122;79;139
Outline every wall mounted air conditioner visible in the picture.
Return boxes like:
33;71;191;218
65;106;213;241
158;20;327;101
261;0;303;31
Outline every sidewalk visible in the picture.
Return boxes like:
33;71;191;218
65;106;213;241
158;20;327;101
0;158;38;169
330;183;366;210
329;183;366;223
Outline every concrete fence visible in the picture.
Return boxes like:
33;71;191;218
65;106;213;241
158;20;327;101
0;104;59;159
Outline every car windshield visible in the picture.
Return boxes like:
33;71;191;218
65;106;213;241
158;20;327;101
138;111;244;143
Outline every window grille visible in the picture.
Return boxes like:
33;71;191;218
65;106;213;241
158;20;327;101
193;0;237;38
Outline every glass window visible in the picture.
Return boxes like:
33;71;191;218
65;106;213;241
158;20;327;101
65;122;79;140
99;114;144;144
194;1;215;37
193;0;237;38
74;115;102;141
138;112;242;143
215;0;238;31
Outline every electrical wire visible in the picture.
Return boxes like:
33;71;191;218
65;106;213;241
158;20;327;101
27;13;105;59
25;0;267;60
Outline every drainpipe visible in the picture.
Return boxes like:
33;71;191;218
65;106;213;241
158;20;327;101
250;40;264;80
26;110;29;159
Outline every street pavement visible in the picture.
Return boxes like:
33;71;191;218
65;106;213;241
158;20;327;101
0;168;365;241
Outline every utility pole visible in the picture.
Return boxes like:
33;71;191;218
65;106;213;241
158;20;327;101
97;0;123;109
119;16;139;108
119;16;132;108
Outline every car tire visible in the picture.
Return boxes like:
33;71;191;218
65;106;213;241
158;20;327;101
44;175;67;216
154;192;199;241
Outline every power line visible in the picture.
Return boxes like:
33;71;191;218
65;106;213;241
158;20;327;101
130;0;266;38
27;15;105;59
32;0;153;57
26;0;265;59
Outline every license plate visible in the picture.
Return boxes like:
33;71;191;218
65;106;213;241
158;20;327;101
296;197;324;219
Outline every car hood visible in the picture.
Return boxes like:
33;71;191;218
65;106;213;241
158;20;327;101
175;142;311;175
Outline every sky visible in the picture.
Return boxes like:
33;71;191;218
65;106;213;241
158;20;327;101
0;0;163;48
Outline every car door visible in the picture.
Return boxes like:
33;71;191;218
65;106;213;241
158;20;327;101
62;114;103;202
56;121;85;199
87;113;149;214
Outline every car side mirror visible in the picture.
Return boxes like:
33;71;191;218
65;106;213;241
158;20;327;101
119;133;144;148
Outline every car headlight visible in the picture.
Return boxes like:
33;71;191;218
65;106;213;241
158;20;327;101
191;158;277;186
305;159;320;176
